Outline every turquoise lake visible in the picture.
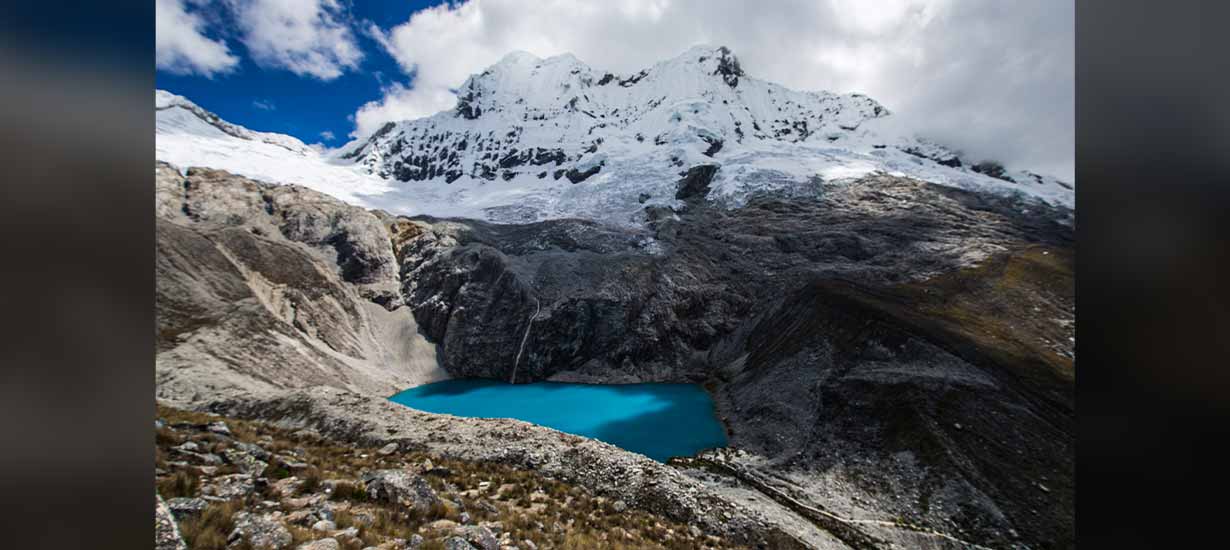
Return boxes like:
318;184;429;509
389;379;728;462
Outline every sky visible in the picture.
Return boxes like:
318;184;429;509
155;0;1074;180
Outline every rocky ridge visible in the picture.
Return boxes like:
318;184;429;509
156;162;445;405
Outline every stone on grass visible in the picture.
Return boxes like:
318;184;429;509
202;474;254;499
165;497;208;519
443;537;478;550
229;511;292;550
362;470;441;512
297;538;339;550
452;525;498;550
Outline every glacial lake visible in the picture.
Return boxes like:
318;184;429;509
389;379;728;462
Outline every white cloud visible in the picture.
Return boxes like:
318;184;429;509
252;98;276;110
320;130;335;141
155;0;239;77
226;0;362;80
360;0;1073;179
351;82;466;139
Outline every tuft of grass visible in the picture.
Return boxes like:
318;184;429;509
179;501;240;550
157;470;199;499
262;461;292;480
298;469;322;495
156;426;181;447
329;480;366;502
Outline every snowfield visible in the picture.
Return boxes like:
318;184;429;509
156;46;1073;225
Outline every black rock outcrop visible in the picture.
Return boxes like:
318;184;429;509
675;164;720;200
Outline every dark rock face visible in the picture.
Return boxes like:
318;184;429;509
565;163;602;183
972;160;1015;182
675;164;720;200
713;46;744;88
720;247;1074;548
455;89;482;120
390;174;1073;548
902;146;963;168
399;174;1071;386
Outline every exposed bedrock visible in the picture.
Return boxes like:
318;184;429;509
155;162;445;405
396;174;1072;386
390;173;1074;548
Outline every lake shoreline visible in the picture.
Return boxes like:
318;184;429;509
388;378;728;463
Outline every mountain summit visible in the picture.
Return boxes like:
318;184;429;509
158;46;1073;224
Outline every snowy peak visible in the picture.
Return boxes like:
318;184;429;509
157;46;1073;226
155;89;394;207
655;45;744;86
349;45;895;191
155;90;313;155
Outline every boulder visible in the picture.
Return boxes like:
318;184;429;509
235;441;273;461
297;538;339;550
201;474;254;500
452;525;498;550
225;448;269;475
362;470;441;512
165;497;208;519
175;441;200;453
229;511;292;550
443;537;478;550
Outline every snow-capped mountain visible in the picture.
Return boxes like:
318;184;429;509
157;45;1073;224
156;91;395;207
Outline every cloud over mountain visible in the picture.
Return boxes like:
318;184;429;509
361;0;1073;179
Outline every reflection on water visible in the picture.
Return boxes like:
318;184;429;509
389;379;728;462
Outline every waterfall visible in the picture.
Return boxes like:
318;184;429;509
510;297;541;384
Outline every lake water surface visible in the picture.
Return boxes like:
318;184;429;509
389;379;727;462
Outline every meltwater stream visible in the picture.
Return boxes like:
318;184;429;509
389;379;728;462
